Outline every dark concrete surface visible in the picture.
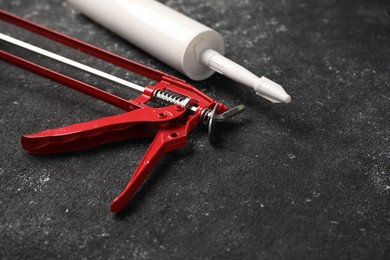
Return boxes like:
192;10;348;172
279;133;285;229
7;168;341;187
1;0;389;259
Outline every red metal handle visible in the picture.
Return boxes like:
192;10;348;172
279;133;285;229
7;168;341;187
110;123;192;213
22;105;185;154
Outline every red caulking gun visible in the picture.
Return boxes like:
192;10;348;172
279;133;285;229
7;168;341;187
0;10;245;212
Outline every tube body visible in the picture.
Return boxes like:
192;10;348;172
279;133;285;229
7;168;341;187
67;0;225;80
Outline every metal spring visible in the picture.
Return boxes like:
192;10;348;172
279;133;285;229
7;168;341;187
200;108;212;125
153;90;191;107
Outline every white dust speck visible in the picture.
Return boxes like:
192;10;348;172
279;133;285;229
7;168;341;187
276;24;288;33
101;232;110;237
21;169;51;192
24;11;39;19
256;32;268;40
288;153;296;159
245;41;254;48
370;167;390;193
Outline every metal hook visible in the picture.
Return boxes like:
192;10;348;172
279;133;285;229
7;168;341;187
208;104;245;143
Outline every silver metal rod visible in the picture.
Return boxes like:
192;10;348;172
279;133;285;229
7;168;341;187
0;33;145;93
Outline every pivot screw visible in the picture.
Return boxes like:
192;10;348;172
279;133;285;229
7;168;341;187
158;112;167;119
175;105;184;111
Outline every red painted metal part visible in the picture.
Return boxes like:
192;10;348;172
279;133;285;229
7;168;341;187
0;9;228;212
0;9;167;82
0;50;134;111
21;105;186;154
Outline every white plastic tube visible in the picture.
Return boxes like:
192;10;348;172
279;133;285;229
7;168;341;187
67;0;291;103
67;0;224;80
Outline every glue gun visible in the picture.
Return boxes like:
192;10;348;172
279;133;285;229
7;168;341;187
0;10;244;213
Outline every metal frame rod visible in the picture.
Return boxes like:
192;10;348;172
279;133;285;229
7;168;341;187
0;49;135;111
0;32;145;93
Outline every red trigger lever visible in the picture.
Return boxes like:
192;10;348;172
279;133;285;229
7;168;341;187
0;10;244;212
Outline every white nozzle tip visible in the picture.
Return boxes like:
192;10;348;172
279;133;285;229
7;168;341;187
283;94;292;104
254;77;291;104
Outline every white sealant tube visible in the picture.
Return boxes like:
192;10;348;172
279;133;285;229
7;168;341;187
67;0;291;103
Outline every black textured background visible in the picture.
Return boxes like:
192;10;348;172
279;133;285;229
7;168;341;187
1;0;389;259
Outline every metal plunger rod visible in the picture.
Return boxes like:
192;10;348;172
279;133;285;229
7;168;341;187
0;49;136;111
0;33;145;93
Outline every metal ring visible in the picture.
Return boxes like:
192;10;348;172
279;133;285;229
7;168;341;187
208;105;218;143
